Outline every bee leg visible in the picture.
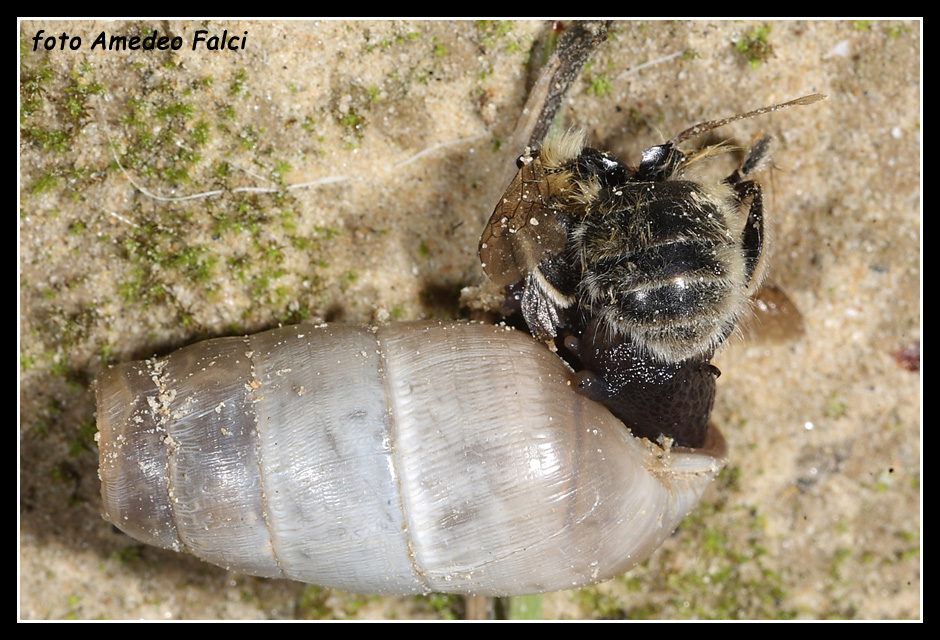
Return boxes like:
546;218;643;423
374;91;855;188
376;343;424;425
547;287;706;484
521;271;563;345
734;179;764;285
726;136;771;286
732;134;772;180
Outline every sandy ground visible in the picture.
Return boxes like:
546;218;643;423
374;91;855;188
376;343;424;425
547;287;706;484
19;20;920;619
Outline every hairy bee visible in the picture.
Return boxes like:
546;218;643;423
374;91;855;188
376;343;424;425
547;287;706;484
480;94;824;365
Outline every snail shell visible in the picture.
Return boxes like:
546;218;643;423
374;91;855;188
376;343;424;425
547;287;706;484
97;321;726;596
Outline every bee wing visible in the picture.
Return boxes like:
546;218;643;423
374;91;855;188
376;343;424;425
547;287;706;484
479;158;569;287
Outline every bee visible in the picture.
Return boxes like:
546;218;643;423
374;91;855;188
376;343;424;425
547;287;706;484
480;94;824;364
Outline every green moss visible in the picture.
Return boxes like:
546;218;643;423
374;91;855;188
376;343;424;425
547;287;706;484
250;266;286;302
899;546;920;561
113;209;220;315
572;493;799;619
295;585;331;619
734;24;775;69
295;586;374;620
230;68;249;95
278;210;297;233
26;128;70;153
289;236;311;250
19;61;52;122
68;418;98;457
718;464;742;492
112;76;218;189
887;24;910;39
417;593;460;620
61;70;104;127
112;546;141;565
61;594;82;620
824;392;847;418
99;342;114;364
475;20;518;54
155;100;193;121
313;225;340;239
702;525;729;557
339;110;365;134
30;171;60;194
575;587;630;618
169;245;216;284
213;160;231;182
895;527;918;543
263;243;284;264
239;124;260;150
191;120;210;147
830;547;852;581
587;73;612;97
272;160;291;183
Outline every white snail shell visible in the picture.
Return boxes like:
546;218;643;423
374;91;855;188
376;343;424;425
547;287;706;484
97;321;727;596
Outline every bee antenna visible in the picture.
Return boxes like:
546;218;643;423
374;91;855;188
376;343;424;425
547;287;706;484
669;93;827;146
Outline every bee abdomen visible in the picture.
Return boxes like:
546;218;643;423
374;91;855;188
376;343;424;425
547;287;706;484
574;180;747;362
580;238;746;362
